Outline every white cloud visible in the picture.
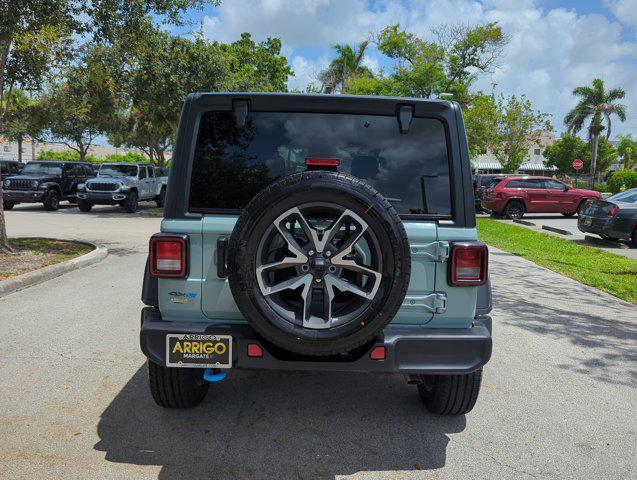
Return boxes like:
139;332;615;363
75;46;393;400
201;0;637;137
605;0;637;29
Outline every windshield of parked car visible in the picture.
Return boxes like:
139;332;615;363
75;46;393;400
98;164;139;177
21;162;63;176
607;189;637;204
190;111;452;215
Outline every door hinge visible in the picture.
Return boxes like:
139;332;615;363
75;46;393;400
409;241;449;262
402;293;447;314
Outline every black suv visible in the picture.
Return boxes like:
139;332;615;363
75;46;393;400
2;161;95;210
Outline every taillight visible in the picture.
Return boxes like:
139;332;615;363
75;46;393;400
449;243;488;286
608;204;619;217
149;235;187;277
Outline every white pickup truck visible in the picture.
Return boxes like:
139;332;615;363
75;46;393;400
77;162;167;213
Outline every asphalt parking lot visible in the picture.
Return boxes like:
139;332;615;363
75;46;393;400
1;205;636;479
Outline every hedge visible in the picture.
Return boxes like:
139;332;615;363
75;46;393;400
36;150;148;164
608;169;637;193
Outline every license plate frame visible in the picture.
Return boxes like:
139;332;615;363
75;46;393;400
165;333;232;369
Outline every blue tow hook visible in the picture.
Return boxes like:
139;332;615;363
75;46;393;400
203;369;227;382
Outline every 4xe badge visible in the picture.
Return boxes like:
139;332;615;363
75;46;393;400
169;291;197;304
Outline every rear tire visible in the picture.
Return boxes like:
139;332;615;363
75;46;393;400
43;190;60;211
147;360;209;408
155;188;166;207
123;191;138;213
3;201;15;210
504;200;525;219
630;228;637;249
78;199;93;212
417;369;483;416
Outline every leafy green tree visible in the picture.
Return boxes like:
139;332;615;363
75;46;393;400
0;0;219;252
491;95;553;173
543;133;589;174
462;94;499;158
106;29;291;165
346;23;506;105
1;89;41;162
590;137;617;175
35;59;117;161
564;78;626;179
319;41;371;93
616;134;637;169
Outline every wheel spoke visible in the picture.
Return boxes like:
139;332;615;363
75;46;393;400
261;273;312;297
325;273;377;300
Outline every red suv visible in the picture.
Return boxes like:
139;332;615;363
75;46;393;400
481;176;601;219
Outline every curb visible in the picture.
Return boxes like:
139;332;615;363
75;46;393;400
0;242;108;298
542;225;572;235
513;219;536;226
584;235;628;249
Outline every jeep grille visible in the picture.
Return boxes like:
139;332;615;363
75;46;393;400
7;179;36;190
88;182;119;192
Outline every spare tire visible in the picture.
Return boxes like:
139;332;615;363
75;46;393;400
227;171;411;356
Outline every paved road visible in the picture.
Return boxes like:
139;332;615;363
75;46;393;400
1;207;636;479
482;213;637;260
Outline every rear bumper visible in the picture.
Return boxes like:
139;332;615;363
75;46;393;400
140;307;492;375
2;189;46;202
481;199;506;211
577;215;629;239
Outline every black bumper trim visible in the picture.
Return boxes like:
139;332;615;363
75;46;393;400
3;190;46;202
140;308;492;375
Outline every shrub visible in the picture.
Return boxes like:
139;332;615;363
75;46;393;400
37;150;100;163
608;169;637;193
103;152;147;163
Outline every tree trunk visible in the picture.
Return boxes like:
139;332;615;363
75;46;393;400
0;170;11;253
17;136;22;162
590;133;599;187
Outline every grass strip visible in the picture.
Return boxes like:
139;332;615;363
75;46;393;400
0;238;93;281
477;218;637;304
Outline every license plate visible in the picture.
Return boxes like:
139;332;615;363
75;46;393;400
584;218;592;226
166;334;232;368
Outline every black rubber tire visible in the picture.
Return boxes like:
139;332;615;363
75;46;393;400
147;360;209;408
227;171;411;356
77;199;93;212
504;200;525;219
3;200;15;210
123;191;138;213
630;228;637;249
417;369;483;416
43;190;60;211
155;188;166;207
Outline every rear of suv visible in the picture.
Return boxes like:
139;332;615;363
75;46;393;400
140;93;492;416
482;176;601;219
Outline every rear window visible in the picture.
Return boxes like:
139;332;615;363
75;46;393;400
189;111;452;216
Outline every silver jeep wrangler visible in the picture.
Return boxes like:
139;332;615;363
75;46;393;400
77;162;167;213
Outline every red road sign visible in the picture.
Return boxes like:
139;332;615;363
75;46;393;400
572;159;584;170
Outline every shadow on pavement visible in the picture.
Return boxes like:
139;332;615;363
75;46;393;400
490;253;637;387
95;365;465;479
9;203;162;219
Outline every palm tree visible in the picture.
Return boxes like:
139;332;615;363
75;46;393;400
564;78;626;179
319;41;371;93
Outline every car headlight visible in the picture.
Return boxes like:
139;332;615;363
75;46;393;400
31;180;39;188
77;183;86;191
3;179;10;188
120;185;131;192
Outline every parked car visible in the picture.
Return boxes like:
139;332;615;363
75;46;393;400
578;188;637;248
77;162;167;213
2;161;94;210
473;173;525;211
0;160;23;178
140;93;492;416
481;176;601;219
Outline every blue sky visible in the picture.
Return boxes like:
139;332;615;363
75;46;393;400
173;0;636;137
